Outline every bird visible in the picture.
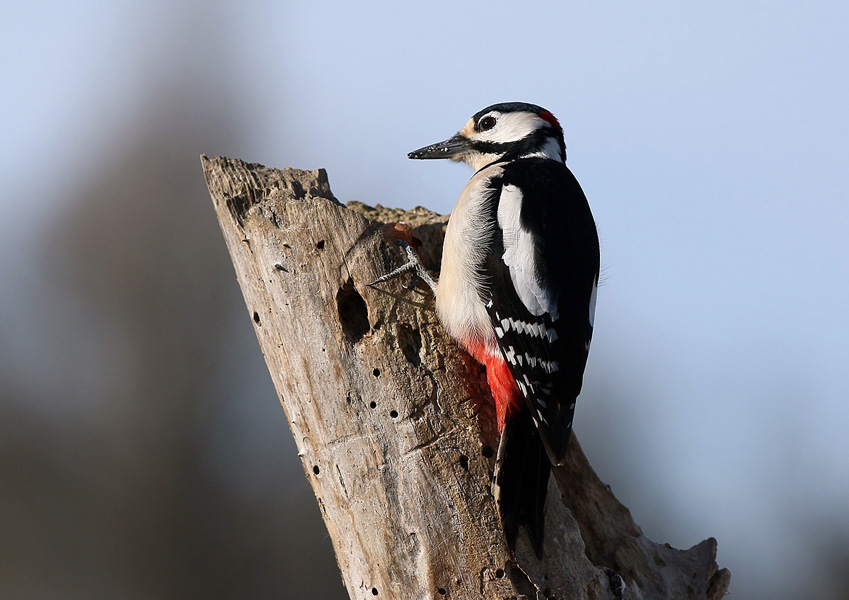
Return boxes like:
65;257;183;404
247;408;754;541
372;102;599;558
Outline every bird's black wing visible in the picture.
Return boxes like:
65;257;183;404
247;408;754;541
484;158;600;466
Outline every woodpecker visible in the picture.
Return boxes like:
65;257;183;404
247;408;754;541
375;102;599;557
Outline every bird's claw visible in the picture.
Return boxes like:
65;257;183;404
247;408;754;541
367;241;437;293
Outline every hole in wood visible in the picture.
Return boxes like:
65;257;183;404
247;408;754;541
313;465;320;475
390;410;398;418
316;240;325;249
438;588;446;595
396;324;422;367
482;445;494;458
459;455;469;470
371;588;378;596
369;401;377;409
253;311;261;325
336;279;369;344
495;568;505;579
372;368;381;377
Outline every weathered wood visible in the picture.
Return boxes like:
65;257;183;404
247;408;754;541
201;155;731;600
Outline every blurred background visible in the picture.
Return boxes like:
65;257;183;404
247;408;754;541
2;1;847;598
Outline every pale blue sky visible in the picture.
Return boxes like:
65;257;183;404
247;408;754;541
2;2;848;599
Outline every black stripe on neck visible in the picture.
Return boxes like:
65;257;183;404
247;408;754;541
471;129;565;163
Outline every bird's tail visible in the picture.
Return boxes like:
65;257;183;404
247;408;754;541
493;409;551;558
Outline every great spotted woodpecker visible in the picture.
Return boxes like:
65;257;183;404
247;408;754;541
375;102;599;557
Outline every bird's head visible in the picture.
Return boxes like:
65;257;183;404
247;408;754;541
408;102;566;171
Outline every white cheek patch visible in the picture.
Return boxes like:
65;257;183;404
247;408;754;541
477;112;545;145
497;184;558;319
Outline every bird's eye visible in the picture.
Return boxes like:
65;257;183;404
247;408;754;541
479;116;497;131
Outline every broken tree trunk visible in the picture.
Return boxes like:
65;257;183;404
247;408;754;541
201;155;730;600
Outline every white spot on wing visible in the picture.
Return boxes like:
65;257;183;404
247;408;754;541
540;360;559;373
497;185;559;320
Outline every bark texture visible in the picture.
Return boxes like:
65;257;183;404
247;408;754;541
201;155;731;600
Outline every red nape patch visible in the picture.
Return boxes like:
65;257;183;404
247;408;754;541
538;110;562;132
484;356;523;432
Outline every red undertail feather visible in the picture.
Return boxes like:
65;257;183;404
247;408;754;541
461;335;548;557
461;337;522;432
486;356;522;432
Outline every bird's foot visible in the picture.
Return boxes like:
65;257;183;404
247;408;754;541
368;241;437;294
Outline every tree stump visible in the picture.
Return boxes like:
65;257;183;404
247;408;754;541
201;155;731;600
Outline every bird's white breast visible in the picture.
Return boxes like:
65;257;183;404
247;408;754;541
435;164;502;355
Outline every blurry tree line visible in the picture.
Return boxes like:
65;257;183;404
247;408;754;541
0;81;345;599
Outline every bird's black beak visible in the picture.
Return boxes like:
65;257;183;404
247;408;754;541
408;134;468;160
